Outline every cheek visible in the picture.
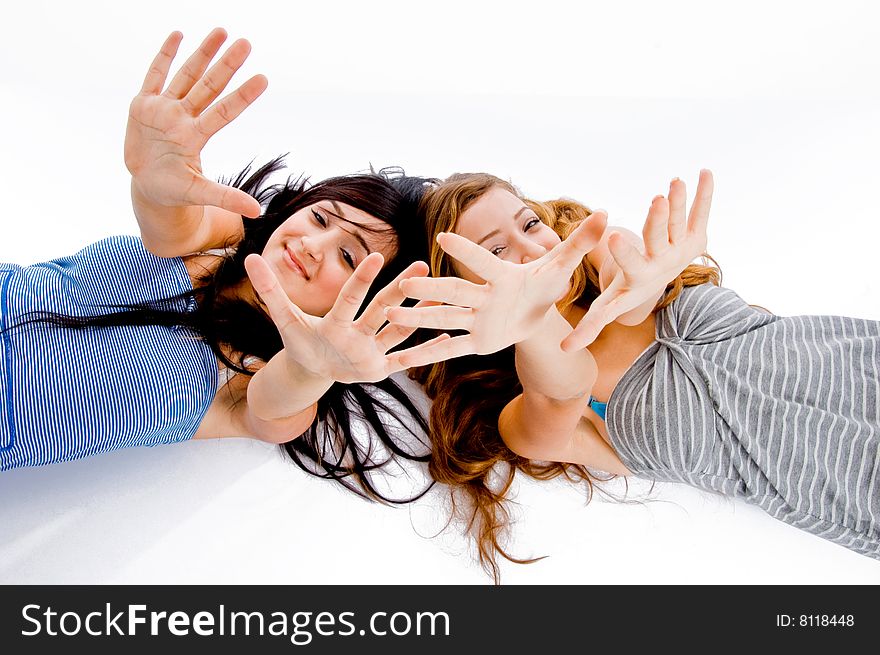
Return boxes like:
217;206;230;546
314;264;354;300
264;214;306;250
259;231;278;258
280;266;352;317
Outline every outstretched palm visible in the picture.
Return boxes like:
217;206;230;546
244;253;449;384
125;29;267;218
561;170;714;352
385;210;608;366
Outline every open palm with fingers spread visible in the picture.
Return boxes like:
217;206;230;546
561;170;714;352
125;29;268;219
244;252;450;384
385;210;608;367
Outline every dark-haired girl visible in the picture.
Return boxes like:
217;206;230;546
0;30;444;499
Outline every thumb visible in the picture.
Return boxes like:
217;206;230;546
244;254;306;334
546;209;608;273
191;176;262;218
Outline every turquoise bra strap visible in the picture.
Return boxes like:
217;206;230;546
588;395;608;421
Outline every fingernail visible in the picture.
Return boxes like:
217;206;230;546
653;195;664;202
671;177;680;184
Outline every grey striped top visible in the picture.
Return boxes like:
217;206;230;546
0;236;218;471
605;283;880;561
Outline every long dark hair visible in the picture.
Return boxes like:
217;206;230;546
8;156;439;504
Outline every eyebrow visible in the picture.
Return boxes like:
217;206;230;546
325;200;373;254
476;206;532;246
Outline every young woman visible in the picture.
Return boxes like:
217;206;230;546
0;30;446;500
387;171;880;582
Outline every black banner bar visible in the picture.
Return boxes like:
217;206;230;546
0;585;873;653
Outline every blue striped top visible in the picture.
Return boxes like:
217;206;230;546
0;236;218;471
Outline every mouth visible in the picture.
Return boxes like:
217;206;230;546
283;243;310;280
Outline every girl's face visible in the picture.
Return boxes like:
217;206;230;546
261;200;397;316
452;186;560;283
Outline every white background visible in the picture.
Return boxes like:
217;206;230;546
1;0;879;584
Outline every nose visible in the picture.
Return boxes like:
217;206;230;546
519;238;547;264
300;234;324;263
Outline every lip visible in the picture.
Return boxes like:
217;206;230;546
283;244;310;279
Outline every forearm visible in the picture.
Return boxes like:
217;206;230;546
247;351;334;422
515;307;598;401
244;402;317;444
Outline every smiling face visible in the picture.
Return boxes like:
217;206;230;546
452;186;561;283
260;200;398;316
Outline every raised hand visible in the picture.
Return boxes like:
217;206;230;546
244;253;450;384
560;170;714;352
384;210;608;367
125;29;267;218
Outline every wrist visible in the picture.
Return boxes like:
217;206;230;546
130;176;162;208
282;353;334;387
515;342;597;402
517;305;564;352
131;178;207;257
249;354;333;421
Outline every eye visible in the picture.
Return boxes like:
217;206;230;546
311;209;327;227
524;218;541;231
489;246;506;257
340;248;356;269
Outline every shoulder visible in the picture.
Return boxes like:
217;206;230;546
182;253;225;287
67;235;178;273
661;283;777;342
22;236;197;305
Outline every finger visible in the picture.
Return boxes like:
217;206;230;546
687;169;714;240
195;74;268;139
183;38;253;115
243;253;306;335
327;252;385;324
543;209;607;272
384;334;454;375
607;231;649;279
642;195;670;259
561;316;605;352
667;178;687;244
436;232;506;282
560;291;628;352
384;304;475;331
391;334;476;369
165;28;227;99
184;176;262;218
375;300;442;352
356;261;430;334
140;31;183;95
376;324;417;353
398;275;485;307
